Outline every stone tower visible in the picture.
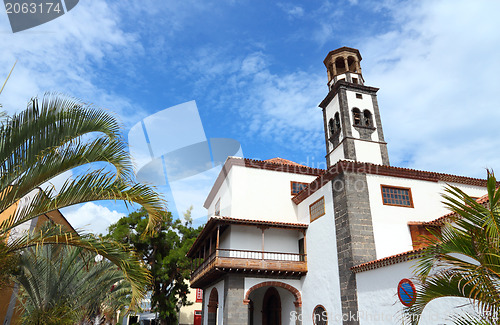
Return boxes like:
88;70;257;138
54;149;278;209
319;47;389;167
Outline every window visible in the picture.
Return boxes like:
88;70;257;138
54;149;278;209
215;198;220;216
334;112;341;131
328;118;335;136
309;196;325;221
381;185;413;208
363;110;373;127
196;289;203;302
291;181;308;195
313;305;327;325
356;93;363;99
352;108;361;125
352;77;358;84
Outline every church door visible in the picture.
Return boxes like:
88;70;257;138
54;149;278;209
262;287;281;325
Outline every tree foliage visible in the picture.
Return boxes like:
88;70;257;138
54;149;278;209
404;172;500;324
107;207;202;325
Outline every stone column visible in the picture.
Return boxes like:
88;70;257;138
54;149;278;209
332;170;377;325
224;275;248;325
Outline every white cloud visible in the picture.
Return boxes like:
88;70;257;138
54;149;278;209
0;0;144;125
356;0;500;177
180;49;327;155
277;3;305;19
62;202;125;235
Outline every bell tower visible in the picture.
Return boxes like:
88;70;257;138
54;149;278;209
319;47;390;167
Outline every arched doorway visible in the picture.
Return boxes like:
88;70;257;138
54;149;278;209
262;287;281;325
207;288;218;325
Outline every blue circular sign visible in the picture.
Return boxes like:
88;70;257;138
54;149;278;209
397;279;416;306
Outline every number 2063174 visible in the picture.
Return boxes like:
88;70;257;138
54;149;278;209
5;2;62;14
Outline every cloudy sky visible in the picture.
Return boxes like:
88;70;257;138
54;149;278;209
1;0;500;234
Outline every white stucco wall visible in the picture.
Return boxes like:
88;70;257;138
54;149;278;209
218;225;231;250
229;165;317;222
202;280;224;325
296;183;343;325
366;174;487;259
206;166;235;218
354;140;383;165
356;260;475;325
264;228;301;254
218;225;302;258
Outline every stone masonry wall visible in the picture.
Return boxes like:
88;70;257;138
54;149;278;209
332;171;377;325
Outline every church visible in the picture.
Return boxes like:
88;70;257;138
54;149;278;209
186;47;488;325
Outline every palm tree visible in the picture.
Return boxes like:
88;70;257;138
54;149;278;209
404;172;500;324
0;94;165;305
14;235;133;325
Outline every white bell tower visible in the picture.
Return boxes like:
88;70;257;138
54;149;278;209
319;47;390;167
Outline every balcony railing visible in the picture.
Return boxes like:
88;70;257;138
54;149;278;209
190;248;307;286
217;248;305;261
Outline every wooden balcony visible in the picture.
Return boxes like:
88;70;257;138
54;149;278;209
190;248;307;288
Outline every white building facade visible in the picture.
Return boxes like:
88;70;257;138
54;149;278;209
187;47;488;325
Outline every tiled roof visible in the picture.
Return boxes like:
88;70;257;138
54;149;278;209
187;216;308;257
264;157;308;168
351;247;427;273
292;160;489;205
212;216;308;228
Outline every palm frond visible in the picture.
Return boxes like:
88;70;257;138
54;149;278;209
9;223;150;309
404;172;500;324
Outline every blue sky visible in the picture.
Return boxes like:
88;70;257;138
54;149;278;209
2;0;500;233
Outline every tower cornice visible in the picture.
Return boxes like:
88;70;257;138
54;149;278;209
323;46;362;65
319;80;379;109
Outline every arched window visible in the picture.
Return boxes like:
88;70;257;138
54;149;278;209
363;110;373;127
334;112;341;131
328;118;335;136
347;56;356;72
352;108;361;125
335;57;346;74
313;305;327;325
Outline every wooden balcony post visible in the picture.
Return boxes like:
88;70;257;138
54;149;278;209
261;228;265;260
303;230;307;263
209;234;213;255
216;225;220;257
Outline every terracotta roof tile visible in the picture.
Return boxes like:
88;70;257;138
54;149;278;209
351;247;427;273
264;157;308;168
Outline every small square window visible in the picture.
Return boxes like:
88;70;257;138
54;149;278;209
352;77;358;84
381;185;413;208
356;93;363;99
291;181;308;195
309;196;325;221
215;198;220;216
